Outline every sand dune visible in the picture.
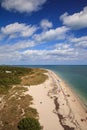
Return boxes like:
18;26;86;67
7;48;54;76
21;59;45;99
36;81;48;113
24;70;87;130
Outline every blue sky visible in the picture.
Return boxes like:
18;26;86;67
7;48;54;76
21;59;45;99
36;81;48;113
0;0;87;65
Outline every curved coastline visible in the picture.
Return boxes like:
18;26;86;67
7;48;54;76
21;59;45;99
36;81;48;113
25;69;87;130
52;69;87;110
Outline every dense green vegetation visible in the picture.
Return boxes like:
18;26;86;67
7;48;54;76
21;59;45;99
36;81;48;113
0;66;48;94
0;66;47;130
18;117;41;130
0;66;32;93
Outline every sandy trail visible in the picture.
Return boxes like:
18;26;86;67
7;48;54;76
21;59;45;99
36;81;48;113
24;70;87;130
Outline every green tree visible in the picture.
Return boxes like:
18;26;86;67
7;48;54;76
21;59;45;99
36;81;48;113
18;117;41;130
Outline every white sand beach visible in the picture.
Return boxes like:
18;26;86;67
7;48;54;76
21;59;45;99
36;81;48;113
24;70;87;130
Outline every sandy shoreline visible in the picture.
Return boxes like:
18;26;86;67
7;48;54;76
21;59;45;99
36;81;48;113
24;69;87;130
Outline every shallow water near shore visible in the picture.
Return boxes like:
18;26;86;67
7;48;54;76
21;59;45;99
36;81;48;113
18;65;87;106
52;66;87;107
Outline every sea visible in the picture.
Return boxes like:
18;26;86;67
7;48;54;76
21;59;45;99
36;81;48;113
19;65;87;107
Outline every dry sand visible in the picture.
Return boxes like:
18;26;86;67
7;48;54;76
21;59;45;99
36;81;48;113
24;70;87;130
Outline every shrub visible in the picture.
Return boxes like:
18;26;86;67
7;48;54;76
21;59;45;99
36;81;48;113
17;117;41;130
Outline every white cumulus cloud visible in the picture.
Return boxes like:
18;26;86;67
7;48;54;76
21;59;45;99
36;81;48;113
60;6;87;29
1;22;37;38
40;19;53;30
34;26;69;42
22;46;78;63
1;0;47;13
70;36;87;48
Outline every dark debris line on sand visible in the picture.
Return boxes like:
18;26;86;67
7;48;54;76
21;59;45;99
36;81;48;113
48;71;82;130
54;97;74;130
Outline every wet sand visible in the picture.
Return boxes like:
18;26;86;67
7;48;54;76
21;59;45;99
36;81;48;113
24;69;87;130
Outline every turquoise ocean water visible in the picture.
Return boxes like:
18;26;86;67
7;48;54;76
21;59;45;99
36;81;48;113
20;65;87;106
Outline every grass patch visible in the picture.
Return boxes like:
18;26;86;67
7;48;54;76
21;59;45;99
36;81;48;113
0;66;48;130
0;66;48;94
25;107;38;118
0;66;32;94
21;68;48;85
0;86;38;130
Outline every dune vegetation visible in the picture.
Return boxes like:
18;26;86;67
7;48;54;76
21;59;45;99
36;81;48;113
0;66;48;130
0;66;48;94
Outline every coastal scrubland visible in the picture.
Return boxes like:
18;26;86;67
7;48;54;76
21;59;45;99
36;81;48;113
0;66;87;130
0;66;47;94
0;66;48;130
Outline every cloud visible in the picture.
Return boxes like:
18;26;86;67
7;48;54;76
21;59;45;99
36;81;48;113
70;36;87;48
60;6;87;29
1;0;47;13
34;26;69;42
0;40;36;53
55;43;74;52
75;41;87;48
23;42;78;61
0;20;87;64
40;19;53;30
1;22;37;39
0;39;87;64
70;36;87;43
